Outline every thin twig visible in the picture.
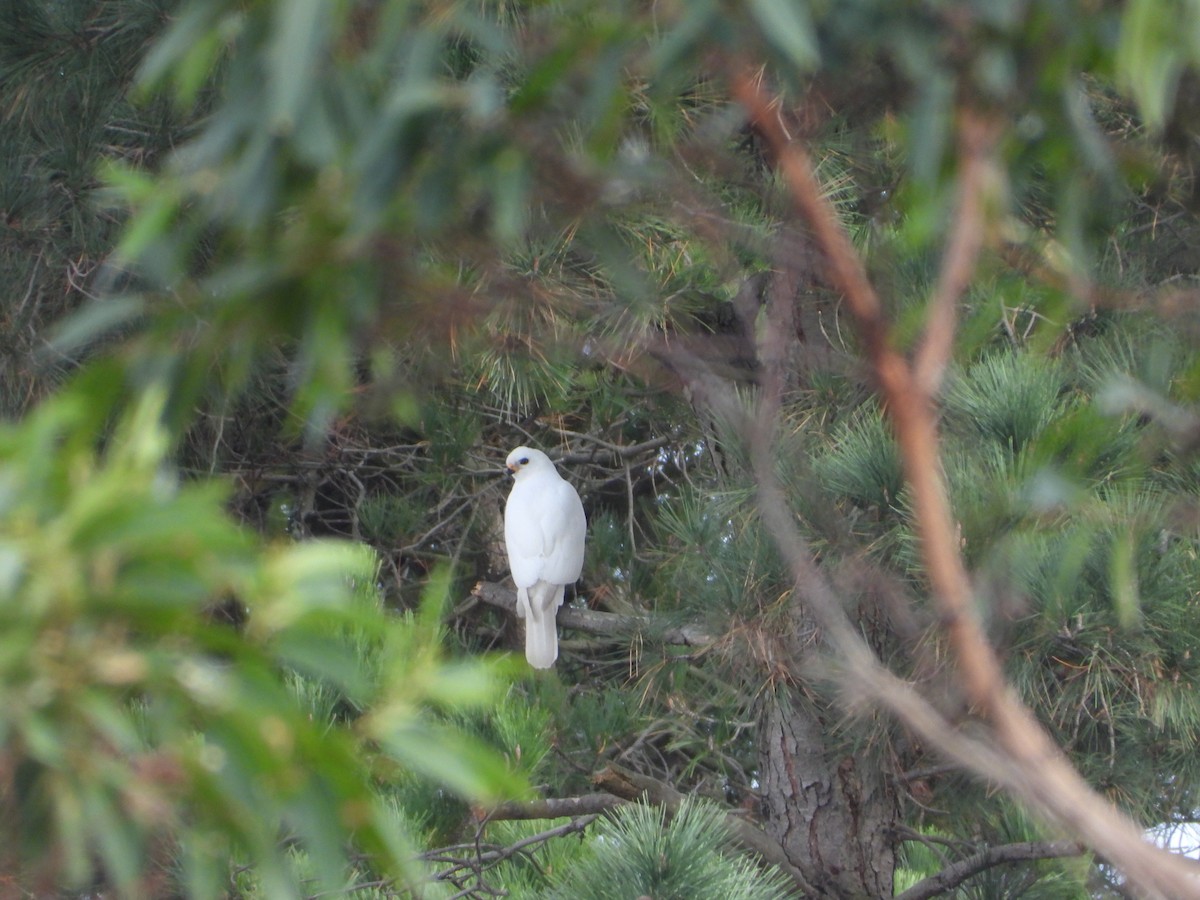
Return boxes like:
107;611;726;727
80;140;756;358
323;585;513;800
424;815;601;899
914;111;1000;395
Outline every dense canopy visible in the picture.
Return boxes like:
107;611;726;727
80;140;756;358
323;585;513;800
4;0;1200;898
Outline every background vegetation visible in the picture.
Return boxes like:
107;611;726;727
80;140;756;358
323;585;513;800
4;0;1200;897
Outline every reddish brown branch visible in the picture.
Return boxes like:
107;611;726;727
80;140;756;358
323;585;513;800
733;70;1005;721
731;70;1200;899
914;111;1001;395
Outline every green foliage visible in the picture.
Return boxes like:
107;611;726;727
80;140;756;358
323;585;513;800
8;0;1200;895
542;799;791;900
1116;0;1200;130
801;313;1200;837
654;489;763;621
998;485;1200;805
0;378;523;895
944;352;1070;453
813;405;905;516
0;0;192;414
1069;318;1186;399
475;817;586;899
543;682;640;787
484;688;555;783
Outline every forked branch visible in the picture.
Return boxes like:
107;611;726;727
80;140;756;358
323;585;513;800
731;70;1200;899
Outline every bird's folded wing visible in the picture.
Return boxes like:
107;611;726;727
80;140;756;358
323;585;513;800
538;481;585;584
505;474;585;587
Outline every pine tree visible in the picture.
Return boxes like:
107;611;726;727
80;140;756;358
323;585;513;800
4;1;1200;898
0;0;192;413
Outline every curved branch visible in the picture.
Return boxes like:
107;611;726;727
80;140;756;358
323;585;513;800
895;840;1084;900
424;813;601;896
731;70;1200;899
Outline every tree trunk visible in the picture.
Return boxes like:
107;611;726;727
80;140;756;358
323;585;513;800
759;687;897;898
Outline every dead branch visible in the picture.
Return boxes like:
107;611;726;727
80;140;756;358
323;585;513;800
731;70;1200;899
895;840;1084;900
423;814;600;898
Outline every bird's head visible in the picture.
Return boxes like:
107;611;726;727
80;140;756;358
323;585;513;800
505;446;552;478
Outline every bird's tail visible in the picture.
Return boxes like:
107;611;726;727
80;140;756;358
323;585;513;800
524;582;564;669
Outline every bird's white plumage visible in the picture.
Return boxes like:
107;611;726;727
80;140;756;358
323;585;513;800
503;446;586;669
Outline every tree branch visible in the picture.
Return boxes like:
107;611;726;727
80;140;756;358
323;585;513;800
480;793;625;821
733;69;1002;718
481;768;818;894
471;581;713;647
549;432;674;465
424;813;602;896
895;840;1084;900
914;110;1000;395
731;69;1200;899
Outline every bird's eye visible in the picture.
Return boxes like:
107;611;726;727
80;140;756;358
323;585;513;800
518;457;529;465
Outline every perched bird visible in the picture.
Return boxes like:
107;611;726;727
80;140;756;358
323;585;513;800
503;446;586;669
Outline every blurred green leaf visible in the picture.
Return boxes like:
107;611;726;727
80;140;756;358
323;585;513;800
371;720;526;803
266;0;329;134
48;296;147;358
747;0;819;71
650;0;719;79
1109;528;1142;628
490;146;531;244
0;379;517;893
1117;0;1185;130
135;0;236;104
84;783;142;895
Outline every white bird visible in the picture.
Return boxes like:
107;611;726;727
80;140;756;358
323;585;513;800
503;446;586;669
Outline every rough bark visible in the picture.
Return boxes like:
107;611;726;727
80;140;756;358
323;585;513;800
759;687;898;898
